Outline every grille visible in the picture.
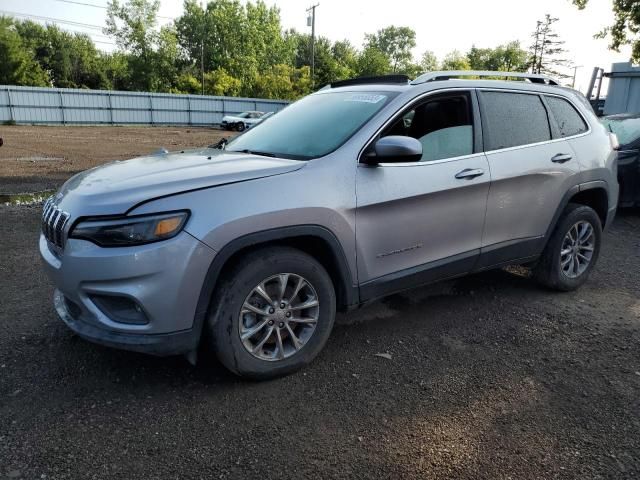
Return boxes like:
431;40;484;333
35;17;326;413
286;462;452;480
42;198;70;249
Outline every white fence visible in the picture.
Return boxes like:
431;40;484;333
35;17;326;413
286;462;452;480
0;85;289;126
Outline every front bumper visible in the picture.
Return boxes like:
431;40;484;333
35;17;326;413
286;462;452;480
40;231;217;355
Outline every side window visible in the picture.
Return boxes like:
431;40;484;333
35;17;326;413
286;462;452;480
381;94;474;162
545;96;588;137
480;92;551;150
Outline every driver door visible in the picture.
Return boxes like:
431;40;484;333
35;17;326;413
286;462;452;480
355;90;490;300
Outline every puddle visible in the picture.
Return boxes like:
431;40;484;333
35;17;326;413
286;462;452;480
0;190;55;206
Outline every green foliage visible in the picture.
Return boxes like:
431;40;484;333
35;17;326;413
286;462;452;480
419;51;439;72
573;0;640;62
1;1;541;100
356;46;392;77
0;17;49;86
364;26;416;73
441;50;471;71
468;41;528;71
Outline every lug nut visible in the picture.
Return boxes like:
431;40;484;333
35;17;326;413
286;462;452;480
268;320;274;326
286;312;291;317
280;302;286;309
268;307;275;314
278;322;284;328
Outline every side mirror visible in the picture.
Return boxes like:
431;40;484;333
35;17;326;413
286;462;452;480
362;136;423;165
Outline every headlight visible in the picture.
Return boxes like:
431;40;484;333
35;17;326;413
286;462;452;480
70;211;189;247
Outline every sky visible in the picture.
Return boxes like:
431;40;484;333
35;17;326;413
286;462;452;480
1;0;633;93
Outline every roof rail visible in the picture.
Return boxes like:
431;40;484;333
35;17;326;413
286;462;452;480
330;75;410;88
411;70;561;86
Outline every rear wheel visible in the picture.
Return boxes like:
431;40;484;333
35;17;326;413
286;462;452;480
534;203;602;291
208;246;336;379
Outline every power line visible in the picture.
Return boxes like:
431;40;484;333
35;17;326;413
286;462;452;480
51;0;175;20
0;10;104;30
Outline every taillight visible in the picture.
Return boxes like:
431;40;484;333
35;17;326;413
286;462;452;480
609;132;620;151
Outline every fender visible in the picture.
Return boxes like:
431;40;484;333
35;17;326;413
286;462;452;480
191;225;359;345
543;180;610;248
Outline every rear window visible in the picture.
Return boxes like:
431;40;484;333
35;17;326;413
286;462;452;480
480;91;551;150
545;96;588;137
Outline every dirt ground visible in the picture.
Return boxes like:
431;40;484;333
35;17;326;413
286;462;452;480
0;125;639;479
0;203;639;479
0;126;231;194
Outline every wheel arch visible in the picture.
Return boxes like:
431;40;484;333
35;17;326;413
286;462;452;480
192;225;358;346
544;181;610;244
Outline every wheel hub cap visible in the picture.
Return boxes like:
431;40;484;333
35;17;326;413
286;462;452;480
238;273;320;361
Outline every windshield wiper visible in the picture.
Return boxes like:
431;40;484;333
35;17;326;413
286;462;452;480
235;149;276;157
208;137;228;149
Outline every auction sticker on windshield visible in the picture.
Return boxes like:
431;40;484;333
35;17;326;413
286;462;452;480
345;94;387;104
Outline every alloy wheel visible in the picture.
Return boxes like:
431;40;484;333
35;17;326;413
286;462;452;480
238;273;320;361
560;220;595;279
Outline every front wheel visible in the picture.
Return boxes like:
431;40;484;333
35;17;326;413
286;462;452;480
208;247;336;379
534;203;602;291
236;122;246;132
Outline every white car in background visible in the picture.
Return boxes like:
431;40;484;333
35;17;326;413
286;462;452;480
221;111;266;131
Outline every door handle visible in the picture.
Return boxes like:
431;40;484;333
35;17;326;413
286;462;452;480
551;153;573;163
455;168;485;180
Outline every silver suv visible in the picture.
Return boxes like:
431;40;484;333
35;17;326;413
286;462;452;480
40;71;619;379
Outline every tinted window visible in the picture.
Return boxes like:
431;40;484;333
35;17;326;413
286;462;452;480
226;91;396;159
481;92;551;150
381;95;473;162
546;96;588;137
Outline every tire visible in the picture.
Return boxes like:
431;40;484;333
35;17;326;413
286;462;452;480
208;246;336;379
236;122;246;132
534;203;602;291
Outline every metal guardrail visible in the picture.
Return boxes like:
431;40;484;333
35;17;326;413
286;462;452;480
0;85;289;126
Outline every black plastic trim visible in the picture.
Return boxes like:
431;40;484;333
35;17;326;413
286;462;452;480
359;249;478;302
192;225;359;342
475;236;545;270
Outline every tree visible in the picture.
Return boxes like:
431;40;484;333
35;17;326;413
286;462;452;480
467;42;528;71
364;26;416;72
419;50;439;72
529;14;570;77
356;46;392;76
0;17;49;86
573;0;640;62
253;64;311;100
105;0;185;91
441;50;470;70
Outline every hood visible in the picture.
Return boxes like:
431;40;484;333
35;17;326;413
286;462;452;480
56;148;305;216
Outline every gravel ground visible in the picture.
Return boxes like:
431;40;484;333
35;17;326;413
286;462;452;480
0;205;639;479
0;126;231;194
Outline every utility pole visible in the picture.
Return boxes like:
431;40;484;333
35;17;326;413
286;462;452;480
571;65;583;89
306;3;319;89
201;0;205;95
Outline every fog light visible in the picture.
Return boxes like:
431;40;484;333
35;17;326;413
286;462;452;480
91;295;149;325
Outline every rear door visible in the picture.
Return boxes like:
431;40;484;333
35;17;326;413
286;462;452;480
477;90;581;266
355;90;490;298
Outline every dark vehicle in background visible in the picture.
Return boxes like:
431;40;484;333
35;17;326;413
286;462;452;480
602;114;640;207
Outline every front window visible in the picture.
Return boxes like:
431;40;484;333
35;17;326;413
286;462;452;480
225;91;397;159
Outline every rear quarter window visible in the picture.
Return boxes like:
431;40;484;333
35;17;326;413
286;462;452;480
545;96;588;137
480;91;551;150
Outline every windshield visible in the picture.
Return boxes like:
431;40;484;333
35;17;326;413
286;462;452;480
225;91;397;159
235;112;250;118
601;117;640;145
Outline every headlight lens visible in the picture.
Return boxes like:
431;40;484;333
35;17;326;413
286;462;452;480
70;211;189;247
